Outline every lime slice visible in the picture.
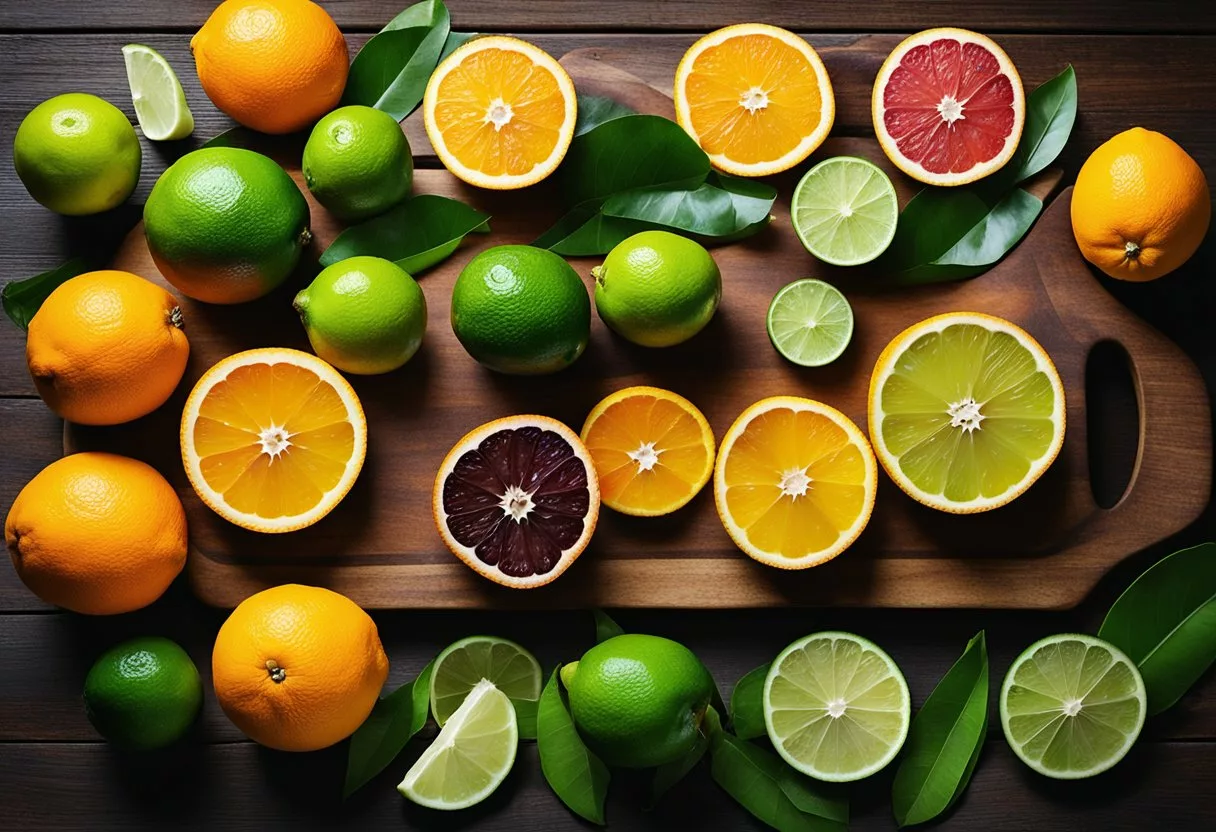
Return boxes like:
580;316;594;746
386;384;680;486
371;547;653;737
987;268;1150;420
399;679;518;809
764;631;910;782
1000;633;1146;780
430;636;542;725
792;156;898;266
121;44;194;141
766;279;854;367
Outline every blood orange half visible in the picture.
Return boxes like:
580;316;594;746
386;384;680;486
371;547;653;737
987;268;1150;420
433;415;600;589
872;28;1024;186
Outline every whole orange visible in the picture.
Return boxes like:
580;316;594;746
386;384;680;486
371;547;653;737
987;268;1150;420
1071;127;1210;282
211;584;389;751
191;0;349;135
5;452;187;615
27;270;189;426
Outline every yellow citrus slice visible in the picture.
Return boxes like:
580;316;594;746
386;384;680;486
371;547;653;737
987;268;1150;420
714;396;877;569
181;348;367;533
580;386;716;517
423;35;577;190
867;312;1065;513
674;24;835;177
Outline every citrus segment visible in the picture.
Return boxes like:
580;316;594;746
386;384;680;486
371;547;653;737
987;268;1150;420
122;44;195;141
430;636;542;726
766;279;854;367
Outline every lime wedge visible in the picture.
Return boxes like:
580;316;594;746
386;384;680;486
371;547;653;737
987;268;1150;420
430;636;542;725
766;278;854;367
399;679;518;809
121;44;194;141
1000;633;1146;779
792;156;898;266
764;631;910;782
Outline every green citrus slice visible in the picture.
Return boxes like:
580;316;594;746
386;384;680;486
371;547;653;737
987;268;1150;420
791;156;898;266
121;44;194;141
766;278;854;367
1000;634;1146;779
764;631;910;782
430;636;542;726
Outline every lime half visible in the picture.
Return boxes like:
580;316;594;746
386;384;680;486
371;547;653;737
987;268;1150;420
1000;633;1146;780
792;156;897;266
764;631;910;782
766;279;854;367
399;679;518;810
430;636;542;725
122;44;194;141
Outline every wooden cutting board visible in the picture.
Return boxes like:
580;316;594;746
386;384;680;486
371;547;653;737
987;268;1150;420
67;55;1211;610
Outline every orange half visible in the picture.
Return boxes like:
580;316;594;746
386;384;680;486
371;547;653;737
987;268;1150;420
674;24;835;177
581;386;716;517
181;348;367;534
714;396;876;569
423;35;577;190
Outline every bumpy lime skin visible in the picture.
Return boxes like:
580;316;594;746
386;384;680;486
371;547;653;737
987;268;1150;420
302;105;414;223
564;633;715;768
294;256;427;375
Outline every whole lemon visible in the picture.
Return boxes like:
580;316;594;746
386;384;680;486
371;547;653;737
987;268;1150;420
1071;127;1210;282
26;270;189;426
5;453;188;615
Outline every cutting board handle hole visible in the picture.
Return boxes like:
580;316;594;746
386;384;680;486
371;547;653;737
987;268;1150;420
1086;340;1140;509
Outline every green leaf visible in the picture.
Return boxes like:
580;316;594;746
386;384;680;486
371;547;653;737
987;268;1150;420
593;610;624;643
534;204;657;256
3;258;91;331
537;669;609;824
649;723;710;808
342;0;450;120
343;659;435;799
891;632;989;828
200;126;255;149
319;194;489;274
706;172;779;228
439;31;478;62
1007;65;1077;184
602;180;772;237
512;696;538;740
1099;542;1216;715
575;94;637;137
729;663;770;740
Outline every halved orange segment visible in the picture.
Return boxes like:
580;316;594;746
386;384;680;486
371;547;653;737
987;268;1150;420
580;386;716;517
423;35;577;190
714;396;876;569
181;348;367;533
674;24;835;177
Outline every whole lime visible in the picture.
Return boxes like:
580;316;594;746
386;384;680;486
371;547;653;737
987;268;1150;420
561;633;715;768
143;147;311;304
451;245;590;375
13;93;142;216
83;636;203;750
303;105;413;223
593;230;721;347
294;256;427;375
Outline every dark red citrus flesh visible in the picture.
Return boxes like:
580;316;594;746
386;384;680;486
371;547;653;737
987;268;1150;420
882;37;1016;175
442;425;591;579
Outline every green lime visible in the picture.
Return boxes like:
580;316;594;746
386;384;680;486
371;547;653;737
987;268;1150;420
430;636;542;726
83;636;203;751
399;679;518;810
592;230;721;347
766;278;854;367
294;256;427;375
1000;633;1146;779
792;156;898;266
13;93;141;216
121;44;194;141
144;147;311;305
303;105;413;223
451;245;590;375
561;633;715;768
764;631;910;782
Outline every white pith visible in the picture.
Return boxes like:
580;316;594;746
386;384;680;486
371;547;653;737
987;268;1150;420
628;441;662;472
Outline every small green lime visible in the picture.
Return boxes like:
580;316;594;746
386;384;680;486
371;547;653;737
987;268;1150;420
451;245;590;375
144;147;310;305
294;256;427;375
791;156;898;267
592;230;721;348
562;633;714;768
83;636;202;751
303;105;414;223
14;93;142;216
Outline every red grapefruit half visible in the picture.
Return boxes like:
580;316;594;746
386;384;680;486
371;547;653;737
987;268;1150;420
872;28;1025;186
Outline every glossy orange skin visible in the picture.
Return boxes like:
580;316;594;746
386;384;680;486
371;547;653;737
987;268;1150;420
5;453;187;615
26;270;189;426
211;585;389;751
191;0;349;135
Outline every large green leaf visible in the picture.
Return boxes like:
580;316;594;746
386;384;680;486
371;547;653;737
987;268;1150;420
593;610;625;643
533;205;657;256
537;669;609;824
342;0;450;121
602;178;776;237
1099;543;1216;715
729;663;770;741
575;94;637;137
2;258;91;331
344;659;434;798
1007;65;1077;184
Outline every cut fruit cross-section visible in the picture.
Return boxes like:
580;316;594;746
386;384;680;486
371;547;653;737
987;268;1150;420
430;636;543;726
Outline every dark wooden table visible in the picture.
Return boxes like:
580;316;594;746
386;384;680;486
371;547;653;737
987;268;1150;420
2;2;1215;829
